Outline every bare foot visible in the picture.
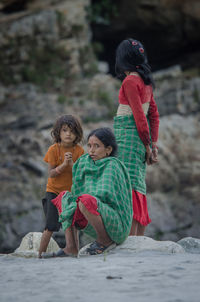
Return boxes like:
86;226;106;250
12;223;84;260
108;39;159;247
63;247;78;256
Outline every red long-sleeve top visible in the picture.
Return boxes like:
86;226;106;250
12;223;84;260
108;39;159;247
118;75;159;146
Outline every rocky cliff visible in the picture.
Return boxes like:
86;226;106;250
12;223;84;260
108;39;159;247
0;0;200;252
91;0;200;73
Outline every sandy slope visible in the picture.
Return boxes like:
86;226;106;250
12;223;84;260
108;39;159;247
1;249;200;302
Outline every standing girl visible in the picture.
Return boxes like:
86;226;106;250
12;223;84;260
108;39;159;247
38;114;84;258
114;38;159;236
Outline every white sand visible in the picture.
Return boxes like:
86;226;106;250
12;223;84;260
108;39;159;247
1;249;200;302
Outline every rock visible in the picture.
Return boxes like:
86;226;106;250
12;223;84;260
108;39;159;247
12;232;59;258
92;0;200;70
21;158;46;176
154;74;200;116
146;191;198;241
147;114;200;184
12;233;197;257
153;65;182;80
6;116;37;130
178;237;200;254
148;193;177;231
116;236;185;254
145;114;200;240
97;61;109;73
0;85;7;106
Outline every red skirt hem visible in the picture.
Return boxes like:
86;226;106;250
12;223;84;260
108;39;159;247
52;192;100;229
132;190;151;226
72;194;100;229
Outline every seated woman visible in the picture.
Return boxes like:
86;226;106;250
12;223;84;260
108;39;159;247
48;127;133;257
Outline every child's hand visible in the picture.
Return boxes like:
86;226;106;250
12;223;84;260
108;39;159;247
64;152;73;166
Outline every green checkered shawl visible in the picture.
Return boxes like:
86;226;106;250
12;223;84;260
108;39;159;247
114;115;147;194
59;154;133;244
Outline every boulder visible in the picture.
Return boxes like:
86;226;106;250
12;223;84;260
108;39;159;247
8;234;200;257
12;232;59;258
116;236;185;254
178;237;200;254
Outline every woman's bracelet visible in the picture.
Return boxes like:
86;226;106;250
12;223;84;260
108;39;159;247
152;145;158;150
56;166;61;174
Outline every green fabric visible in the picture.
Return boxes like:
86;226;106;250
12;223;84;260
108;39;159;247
59;154;133;244
114;115;147;195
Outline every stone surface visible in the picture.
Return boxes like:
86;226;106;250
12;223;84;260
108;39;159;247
154;72;200;116
12;232;59;258
145;113;200;241
116;236;185;254
12;233;200;258
91;0;200;71
0;0;92;85
178;237;200;254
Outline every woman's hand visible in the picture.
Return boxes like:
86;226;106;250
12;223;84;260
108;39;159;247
145;145;152;165
151;143;158;164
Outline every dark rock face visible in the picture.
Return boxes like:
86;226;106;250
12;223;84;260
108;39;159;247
0;83;61;253
91;0;200;73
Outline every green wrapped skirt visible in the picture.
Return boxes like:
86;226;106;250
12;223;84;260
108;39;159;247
114;115;146;195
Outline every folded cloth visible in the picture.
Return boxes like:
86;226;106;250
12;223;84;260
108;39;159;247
58;154;133;245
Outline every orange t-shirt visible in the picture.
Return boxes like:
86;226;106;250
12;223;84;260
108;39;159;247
44;143;84;194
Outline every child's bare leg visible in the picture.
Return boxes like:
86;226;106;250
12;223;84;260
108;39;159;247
137;223;145;236
78;201;112;246
72;226;79;251
38;229;53;258
62;226;78;256
129;219;138;236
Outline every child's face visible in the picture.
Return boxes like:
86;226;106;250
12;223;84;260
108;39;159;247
60;124;76;147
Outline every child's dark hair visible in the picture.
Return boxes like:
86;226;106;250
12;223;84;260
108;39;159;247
87;127;118;157
115;38;154;87
51;114;83;145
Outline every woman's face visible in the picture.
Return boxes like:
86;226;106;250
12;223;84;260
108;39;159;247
87;135;112;161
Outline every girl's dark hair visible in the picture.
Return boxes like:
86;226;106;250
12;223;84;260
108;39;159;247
51;114;83;145
87;127;118;157
115;38;154;87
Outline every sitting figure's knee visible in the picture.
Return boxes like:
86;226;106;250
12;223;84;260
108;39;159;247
78;194;94;214
78;200;87;214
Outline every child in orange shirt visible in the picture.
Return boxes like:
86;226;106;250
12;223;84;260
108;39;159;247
38;114;84;258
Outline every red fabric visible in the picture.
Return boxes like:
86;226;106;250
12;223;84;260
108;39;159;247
51;191;66;214
119;75;159;146
72;194;100;229
52;192;100;229
132;190;151;226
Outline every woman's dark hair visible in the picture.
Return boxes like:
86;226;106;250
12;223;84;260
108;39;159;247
87;127;118;157
115;38;154;87
51;114;83;145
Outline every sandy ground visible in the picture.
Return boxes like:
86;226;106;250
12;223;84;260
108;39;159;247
1;249;200;302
